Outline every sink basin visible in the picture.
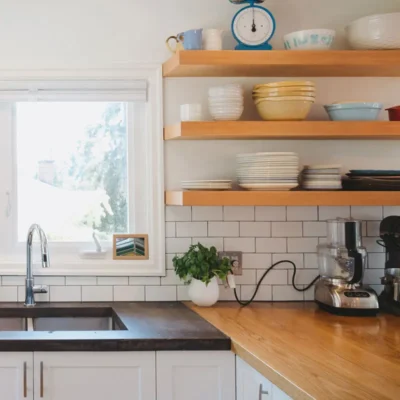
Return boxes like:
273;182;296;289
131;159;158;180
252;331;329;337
33;316;125;331
0;318;27;331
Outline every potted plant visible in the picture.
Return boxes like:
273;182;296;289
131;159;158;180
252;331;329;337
173;243;232;307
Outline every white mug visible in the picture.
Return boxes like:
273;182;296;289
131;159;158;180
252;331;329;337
180;104;203;121
203;29;224;51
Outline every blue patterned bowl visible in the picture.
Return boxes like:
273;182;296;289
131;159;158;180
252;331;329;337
324;102;383;121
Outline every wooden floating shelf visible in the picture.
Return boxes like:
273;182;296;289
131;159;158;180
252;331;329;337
163;50;400;78
166;191;400;206
164;121;400;140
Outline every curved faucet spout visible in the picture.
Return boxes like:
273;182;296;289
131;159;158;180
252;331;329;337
25;224;50;307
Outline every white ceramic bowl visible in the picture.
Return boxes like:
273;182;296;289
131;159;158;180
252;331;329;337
210;106;244;121
209;85;244;97
284;29;335;50
346;12;400;49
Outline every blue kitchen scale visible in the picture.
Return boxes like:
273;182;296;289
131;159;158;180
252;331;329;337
230;0;276;50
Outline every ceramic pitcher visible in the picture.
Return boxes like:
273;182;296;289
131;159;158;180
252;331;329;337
203;29;224;50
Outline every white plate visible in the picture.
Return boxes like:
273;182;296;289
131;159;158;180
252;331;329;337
239;183;298;191
303;169;340;175
182;180;232;183
303;164;341;170
303;180;342;185
237;152;298;157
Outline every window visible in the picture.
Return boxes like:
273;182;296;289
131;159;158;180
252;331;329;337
0;69;164;276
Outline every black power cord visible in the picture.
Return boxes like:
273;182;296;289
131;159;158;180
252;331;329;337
234;260;320;307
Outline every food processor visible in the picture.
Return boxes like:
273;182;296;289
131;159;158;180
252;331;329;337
315;218;379;316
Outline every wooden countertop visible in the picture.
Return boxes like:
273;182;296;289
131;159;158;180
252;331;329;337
186;302;400;400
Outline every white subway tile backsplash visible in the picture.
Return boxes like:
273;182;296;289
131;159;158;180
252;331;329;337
146;286;177;301
367;221;380;237
192;237;224;250
18;286;49;303
208;222;239;237
351;206;382;221
242;253;272;269
256;238;286;253
288;238;318;253
224;206;254;221
35;276;65;286
272;253;304;269
304;253;319;269
218;285;238;301
287;206;317;221
255;206;286;221
165;222;176;238
161;270;183;286
383;206;400;218
129;276;161;285
256;270;287;285
166;206;191;222
289;269;319;285
177;222;207;237
304;288;316;301
272;222;302;237
368;253;385;269
97;277;128;286
192;206;223;221
303;222;327;237
166;254;175;270
166;238;192;253
0;287;18;302
272;286;304;301
82;286;113;302
241;285;271;301
177;286;190;301
50;286;81;302
319;206;350;221
114;286;145;301
240;222;270;237
363;237;383;253
363;269;384;285
234;269;257;285
66;277;97;286
2;276;25;286
225;238;255;252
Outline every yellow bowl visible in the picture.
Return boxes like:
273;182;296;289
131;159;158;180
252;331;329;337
253;91;316;99
255;99;313;121
253;87;316;96
254;81;315;90
253;96;315;105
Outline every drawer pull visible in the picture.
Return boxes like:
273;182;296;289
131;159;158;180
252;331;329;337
23;362;27;398
40;361;44;397
259;383;269;399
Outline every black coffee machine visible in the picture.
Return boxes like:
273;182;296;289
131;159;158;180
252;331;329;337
379;216;400;315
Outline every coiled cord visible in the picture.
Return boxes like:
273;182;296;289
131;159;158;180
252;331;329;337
234;260;320;307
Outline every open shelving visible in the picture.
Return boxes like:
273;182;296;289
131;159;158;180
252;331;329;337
166;191;400;206
163;50;400;78
164;121;400;140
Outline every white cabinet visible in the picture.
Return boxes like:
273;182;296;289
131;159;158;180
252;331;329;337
236;357;292;400
34;352;156;400
0;352;33;400
156;351;235;400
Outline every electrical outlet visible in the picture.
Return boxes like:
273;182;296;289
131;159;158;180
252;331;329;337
218;251;242;276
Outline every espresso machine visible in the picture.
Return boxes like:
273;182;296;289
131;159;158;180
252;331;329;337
315;218;379;316
378;216;400;315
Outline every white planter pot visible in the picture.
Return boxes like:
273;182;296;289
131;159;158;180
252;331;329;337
188;277;220;307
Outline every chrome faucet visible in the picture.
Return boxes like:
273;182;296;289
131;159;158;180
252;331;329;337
25;224;50;307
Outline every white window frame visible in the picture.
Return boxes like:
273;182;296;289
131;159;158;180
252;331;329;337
0;66;165;276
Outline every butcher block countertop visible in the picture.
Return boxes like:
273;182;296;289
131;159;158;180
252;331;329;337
186;302;400;400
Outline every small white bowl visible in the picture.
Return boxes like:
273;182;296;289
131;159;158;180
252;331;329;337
209;85;244;97
284;29;335;50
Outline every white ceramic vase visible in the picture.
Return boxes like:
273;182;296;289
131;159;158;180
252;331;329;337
188;277;220;307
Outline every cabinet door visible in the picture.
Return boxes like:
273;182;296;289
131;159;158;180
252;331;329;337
34;352;155;400
157;351;235;400
0;352;33;400
236;357;272;400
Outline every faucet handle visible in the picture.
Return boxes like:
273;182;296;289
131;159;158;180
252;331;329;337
33;285;48;294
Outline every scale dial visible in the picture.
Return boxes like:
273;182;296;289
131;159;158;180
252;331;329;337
233;6;275;47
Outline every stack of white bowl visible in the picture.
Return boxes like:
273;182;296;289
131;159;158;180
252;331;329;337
302;165;342;190
181;180;232;191
236;152;299;191
208;84;244;121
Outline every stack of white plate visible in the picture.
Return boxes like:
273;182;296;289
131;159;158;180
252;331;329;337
181;180;232;191
302;165;342;190
208;84;244;121
236;152;299;191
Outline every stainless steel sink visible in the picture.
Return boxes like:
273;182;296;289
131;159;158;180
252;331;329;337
32;316;124;331
0;318;28;331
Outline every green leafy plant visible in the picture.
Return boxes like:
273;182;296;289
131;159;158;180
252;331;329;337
173;243;232;285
